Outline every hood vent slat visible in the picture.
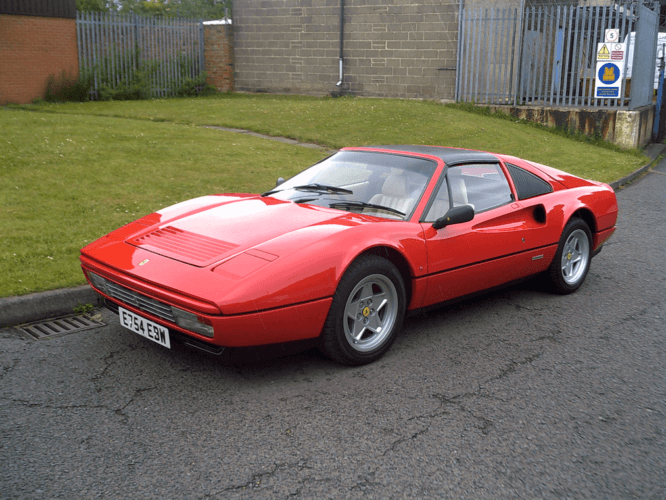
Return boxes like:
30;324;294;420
130;226;239;266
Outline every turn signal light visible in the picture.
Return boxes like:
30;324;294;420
171;307;214;338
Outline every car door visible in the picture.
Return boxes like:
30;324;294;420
419;163;556;307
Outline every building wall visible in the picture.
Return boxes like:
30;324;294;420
204;22;234;93
233;0;459;99
0;14;79;105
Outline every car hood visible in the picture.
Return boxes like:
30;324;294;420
125;196;362;267
81;194;427;315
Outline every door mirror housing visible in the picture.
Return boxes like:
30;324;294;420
432;204;474;230
276;177;286;187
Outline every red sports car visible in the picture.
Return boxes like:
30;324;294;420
80;146;617;365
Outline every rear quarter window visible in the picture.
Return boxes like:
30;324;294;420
506;163;553;200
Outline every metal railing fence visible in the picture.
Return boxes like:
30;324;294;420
76;12;205;100
456;2;645;109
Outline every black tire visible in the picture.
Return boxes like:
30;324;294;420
547;217;593;294
319;255;406;366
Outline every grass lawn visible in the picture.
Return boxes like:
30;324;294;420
1;94;648;298
0;109;327;298
18;94;647;183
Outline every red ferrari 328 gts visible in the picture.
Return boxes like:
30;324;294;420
80;146;617;365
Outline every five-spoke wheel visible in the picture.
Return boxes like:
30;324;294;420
320;255;405;365
547;218;593;294
560;228;590;286
343;274;399;353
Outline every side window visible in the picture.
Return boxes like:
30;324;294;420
423;178;450;222
447;164;513;213
506;163;553;200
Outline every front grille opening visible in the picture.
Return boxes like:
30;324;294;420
90;272;176;323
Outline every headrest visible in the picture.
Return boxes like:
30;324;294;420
381;175;408;197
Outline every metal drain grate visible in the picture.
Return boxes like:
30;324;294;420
21;313;106;339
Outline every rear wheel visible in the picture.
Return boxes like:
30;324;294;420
319;255;406;365
547;218;592;294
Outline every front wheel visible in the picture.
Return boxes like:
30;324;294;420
547;218;592;294
319;255;406;365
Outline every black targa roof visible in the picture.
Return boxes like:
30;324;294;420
360;145;500;166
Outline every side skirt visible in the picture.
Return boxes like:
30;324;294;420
406;274;542;318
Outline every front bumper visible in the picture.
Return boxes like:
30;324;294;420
82;264;332;348
103;298;226;354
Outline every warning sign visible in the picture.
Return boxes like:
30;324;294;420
597;43;610;60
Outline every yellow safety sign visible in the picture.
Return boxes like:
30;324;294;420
597;44;610;60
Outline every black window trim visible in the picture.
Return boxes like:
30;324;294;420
420;175;449;223
421;162;515;222
504;162;554;201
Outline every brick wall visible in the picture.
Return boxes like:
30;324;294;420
204;21;234;93
0;15;79;105
233;0;459;99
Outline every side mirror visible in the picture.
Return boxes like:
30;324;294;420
276;177;285;187
432;205;474;230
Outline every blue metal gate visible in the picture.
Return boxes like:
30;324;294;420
456;1;660;110
629;1;659;109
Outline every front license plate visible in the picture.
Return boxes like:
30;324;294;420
119;307;171;348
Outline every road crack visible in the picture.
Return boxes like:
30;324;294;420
382;427;429;457
405;354;543;440
350;471;384;492
223;459;312;493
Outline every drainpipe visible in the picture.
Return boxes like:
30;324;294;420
455;0;464;101
336;0;345;86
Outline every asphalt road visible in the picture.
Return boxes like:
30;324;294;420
2;162;665;499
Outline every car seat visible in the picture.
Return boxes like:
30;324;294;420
368;175;414;216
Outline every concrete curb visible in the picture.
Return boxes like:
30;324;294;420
610;143;666;191
0;285;100;328
2;143;664;328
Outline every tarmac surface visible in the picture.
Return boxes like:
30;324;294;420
1;153;666;499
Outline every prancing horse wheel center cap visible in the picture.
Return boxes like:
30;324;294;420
362;306;370;317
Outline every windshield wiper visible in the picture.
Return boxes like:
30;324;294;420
262;183;352;197
293;197;317;204
294;183;353;195
329;201;405;217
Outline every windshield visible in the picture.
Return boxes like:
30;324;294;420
265;151;437;220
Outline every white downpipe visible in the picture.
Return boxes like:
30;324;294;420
336;0;344;87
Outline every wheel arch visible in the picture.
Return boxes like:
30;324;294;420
569;207;597;233
356;246;413;307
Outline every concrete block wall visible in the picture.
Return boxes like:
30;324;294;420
204;22;234;93
0;15;78;105
233;0;459;99
487;103;655;149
